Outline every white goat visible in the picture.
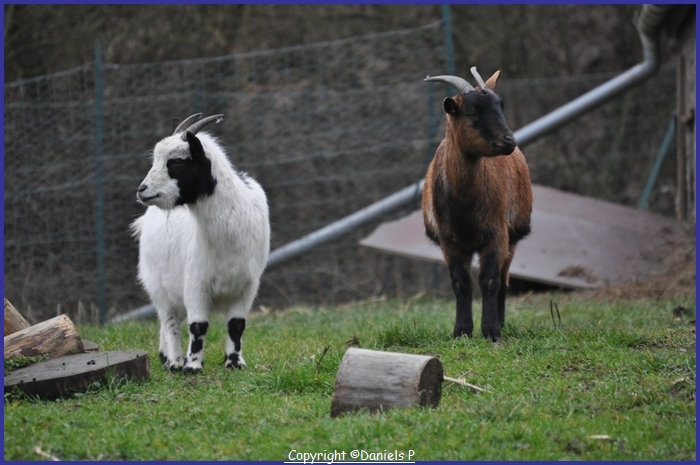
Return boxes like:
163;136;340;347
131;113;270;373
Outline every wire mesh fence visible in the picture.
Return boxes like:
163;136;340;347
4;20;679;324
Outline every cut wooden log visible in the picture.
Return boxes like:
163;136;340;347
330;348;443;418
4;314;84;360
4;298;31;336
4;350;150;400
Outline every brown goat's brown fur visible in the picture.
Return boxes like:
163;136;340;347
422;70;532;341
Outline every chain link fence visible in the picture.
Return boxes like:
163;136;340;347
4;20;678;324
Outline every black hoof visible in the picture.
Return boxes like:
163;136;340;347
481;328;501;343
160;352;186;372
182;366;203;375
453;325;473;339
224;353;245;369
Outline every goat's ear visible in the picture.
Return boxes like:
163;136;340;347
443;97;460;116
186;131;205;159
484;70;501;90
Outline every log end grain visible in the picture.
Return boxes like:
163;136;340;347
417;356;443;408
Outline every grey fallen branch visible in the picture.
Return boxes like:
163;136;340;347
443;376;490;393
34;446;60;461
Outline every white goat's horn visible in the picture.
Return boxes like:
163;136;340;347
173;113;203;135
424;75;474;94
470;67;487;89
179;114;224;141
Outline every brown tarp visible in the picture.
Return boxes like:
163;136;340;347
360;184;688;289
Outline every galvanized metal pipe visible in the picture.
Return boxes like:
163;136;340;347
266;4;671;271
516;4;670;146
114;5;670;323
267;180;425;268
110;303;158;323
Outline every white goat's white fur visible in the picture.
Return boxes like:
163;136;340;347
131;130;270;372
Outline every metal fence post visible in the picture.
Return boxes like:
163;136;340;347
638;114;676;210
442;4;456;76
94;40;106;325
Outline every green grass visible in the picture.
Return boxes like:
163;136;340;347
4;293;696;460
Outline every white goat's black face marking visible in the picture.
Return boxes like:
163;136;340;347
167;132;218;205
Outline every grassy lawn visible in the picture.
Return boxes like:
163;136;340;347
4;293;696;460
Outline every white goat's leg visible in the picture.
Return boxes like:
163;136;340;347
157;310;185;371
183;320;209;374
223;288;256;369
183;290;210;374
224;317;246;369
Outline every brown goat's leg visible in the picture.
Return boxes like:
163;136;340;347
497;269;507;328
479;252;502;342
498;248;515;328
448;256;473;338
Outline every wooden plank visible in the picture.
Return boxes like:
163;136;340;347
4;350;150;400
360;184;689;289
82;340;99;352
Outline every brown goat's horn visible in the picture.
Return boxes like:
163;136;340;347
179;114;224;141
424;75;474;94
470;67;487;89
173;113;203;135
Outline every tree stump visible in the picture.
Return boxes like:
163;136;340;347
4;314;84;360
4;298;30;336
4;350;150;400
330;348;443;417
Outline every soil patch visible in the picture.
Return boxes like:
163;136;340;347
578;221;696;301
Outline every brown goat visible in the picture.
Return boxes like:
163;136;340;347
423;68;532;342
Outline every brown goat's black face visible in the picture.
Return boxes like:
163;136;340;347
444;90;516;158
